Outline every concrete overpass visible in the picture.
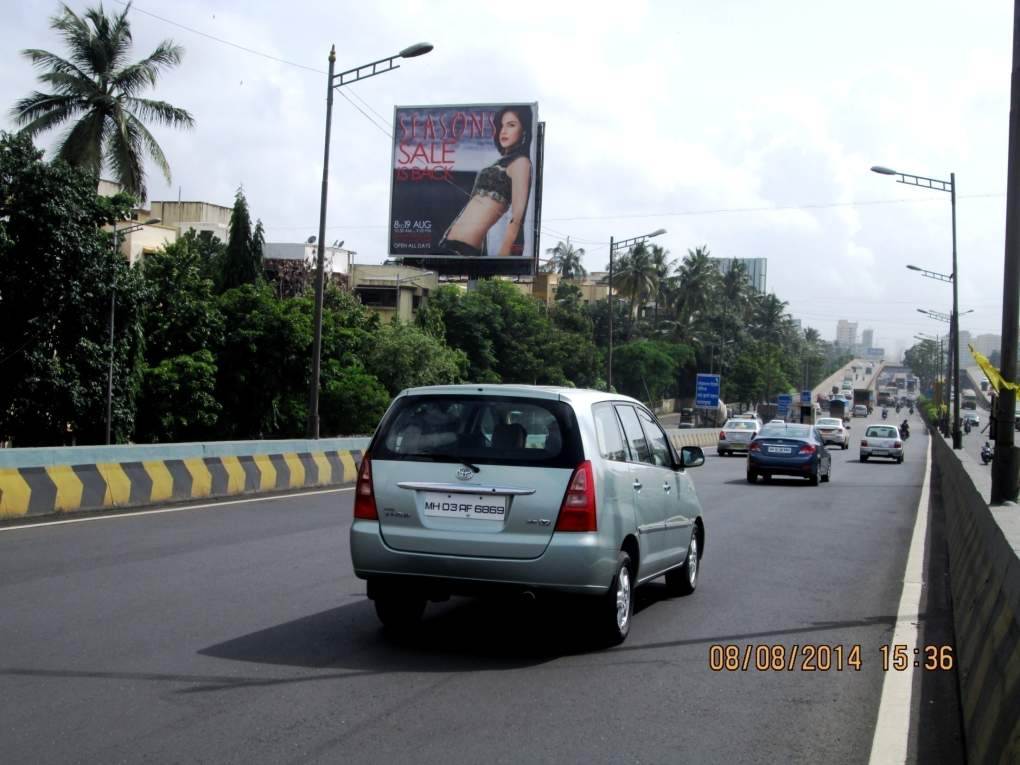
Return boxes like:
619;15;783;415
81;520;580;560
812;357;887;402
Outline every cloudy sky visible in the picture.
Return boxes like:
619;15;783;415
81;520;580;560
0;0;1014;359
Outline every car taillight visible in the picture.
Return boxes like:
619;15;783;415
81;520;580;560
894;441;902;448
719;431;726;440
861;440;868;447
749;441;761;452
555;461;597;532
798;444;816;455
353;454;378;520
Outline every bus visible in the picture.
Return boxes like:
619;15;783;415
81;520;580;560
962;389;977;410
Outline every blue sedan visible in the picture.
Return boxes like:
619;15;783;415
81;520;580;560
746;423;832;486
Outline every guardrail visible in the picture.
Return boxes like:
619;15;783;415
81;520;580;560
0;438;371;521
921;414;1020;763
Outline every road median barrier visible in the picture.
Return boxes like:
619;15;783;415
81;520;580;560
929;433;1020;764
666;428;719;450
0;438;370;521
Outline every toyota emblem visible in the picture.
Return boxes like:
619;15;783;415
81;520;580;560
456;467;474;481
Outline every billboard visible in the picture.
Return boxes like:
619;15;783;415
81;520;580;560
389;103;540;272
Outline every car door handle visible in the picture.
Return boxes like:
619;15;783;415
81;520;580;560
662;482;671;493
633;479;642;491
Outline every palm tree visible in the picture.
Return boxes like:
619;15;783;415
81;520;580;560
611;243;657;333
648;244;674;330
544;238;587;278
11;2;194;200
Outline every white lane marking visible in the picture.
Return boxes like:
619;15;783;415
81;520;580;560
0;487;354;532
867;437;932;764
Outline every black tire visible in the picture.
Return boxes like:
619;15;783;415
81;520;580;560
808;467;819;486
597;551;634;646
746;469;757;484
860;455;868;463
821;465;830;483
374;594;426;631
718;449;727;457
842;442;848;450
665;530;700;596
897;456;904;464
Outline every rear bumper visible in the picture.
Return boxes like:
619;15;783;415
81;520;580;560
860;447;903;460
748;454;817;477
718;439;751;452
350;520;617;596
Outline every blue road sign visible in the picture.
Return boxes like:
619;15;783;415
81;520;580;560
695;373;721;408
801;390;812;405
777;393;793;417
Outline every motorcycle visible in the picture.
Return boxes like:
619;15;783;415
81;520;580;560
982;441;994;465
964;420;972;435
881;409;888;420
900;422;910;440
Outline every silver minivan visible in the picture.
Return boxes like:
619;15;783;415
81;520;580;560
350;385;707;645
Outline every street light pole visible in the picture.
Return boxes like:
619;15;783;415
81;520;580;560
993;0;1020;503
873;165;962;447
607;228;666;390
307;42;433;439
106;218;159;445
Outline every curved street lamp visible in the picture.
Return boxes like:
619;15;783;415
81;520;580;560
307;43;433;438
607;228;667;389
874;163;961;448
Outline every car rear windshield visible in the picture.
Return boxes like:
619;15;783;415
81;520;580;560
760;424;812;438
867;427;898;438
817;419;841;427
724;421;756;430
370;395;583;468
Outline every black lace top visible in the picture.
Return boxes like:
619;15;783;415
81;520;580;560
470;152;527;207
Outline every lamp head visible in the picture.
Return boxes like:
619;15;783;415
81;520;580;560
400;42;434;58
906;264;921;271
871;165;897;175
649;228;667;237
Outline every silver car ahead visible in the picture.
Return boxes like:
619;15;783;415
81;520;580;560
350;385;707;646
815;417;849;449
717;418;759;456
860;424;904;463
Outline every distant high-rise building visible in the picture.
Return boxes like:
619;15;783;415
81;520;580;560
974;333;1001;357
710;257;767;293
861;329;874;350
791;318;802;332
957;330;972;364
836;320;858;350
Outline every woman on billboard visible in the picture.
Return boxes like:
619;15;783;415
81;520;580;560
440;105;533;256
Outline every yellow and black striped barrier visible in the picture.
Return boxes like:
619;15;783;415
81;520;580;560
0;448;363;521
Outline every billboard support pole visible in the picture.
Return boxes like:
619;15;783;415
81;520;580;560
608;235;615;391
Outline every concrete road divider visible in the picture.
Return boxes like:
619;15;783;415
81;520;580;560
0;438;371;521
666;429;720;450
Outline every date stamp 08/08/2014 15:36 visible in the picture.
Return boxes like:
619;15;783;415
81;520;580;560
708;643;955;673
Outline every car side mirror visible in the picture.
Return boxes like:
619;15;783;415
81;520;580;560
680;446;706;469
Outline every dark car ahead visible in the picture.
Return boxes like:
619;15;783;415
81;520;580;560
747;423;832;485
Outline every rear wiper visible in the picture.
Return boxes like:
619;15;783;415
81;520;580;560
416;453;481;472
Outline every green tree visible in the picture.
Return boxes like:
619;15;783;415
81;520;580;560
611;243;657;330
134;234;224;441
364;321;468;396
218;188;264;291
320;361;390;436
612;340;694;403
10;1;194;200
0;131;145;445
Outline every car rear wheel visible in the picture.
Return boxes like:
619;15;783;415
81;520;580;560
597;551;634;646
718;449;728;457
860;455;868;463
897;456;904;464
821;465;830;483
746;469;757;483
666;532;699;596
374;593;426;631
842;442;848;450
808;468;819;486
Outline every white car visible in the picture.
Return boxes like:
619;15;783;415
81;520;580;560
853;404;868;417
815;417;849;449
718;418;759;456
860;424;904;463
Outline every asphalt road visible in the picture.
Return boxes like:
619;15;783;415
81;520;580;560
0;412;963;764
